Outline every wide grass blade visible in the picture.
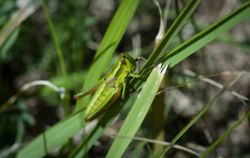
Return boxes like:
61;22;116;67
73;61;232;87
162;1;250;67
16;113;86;158
200;110;250;158
75;0;140;111
106;64;167;158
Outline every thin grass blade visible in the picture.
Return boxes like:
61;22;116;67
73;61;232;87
200;110;250;158
155;75;242;157
41;0;68;87
154;87;226;157
142;0;201;70
162;1;250;67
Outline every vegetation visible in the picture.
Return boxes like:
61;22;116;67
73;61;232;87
0;0;250;157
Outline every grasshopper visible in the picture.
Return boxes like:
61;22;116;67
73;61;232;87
75;53;140;122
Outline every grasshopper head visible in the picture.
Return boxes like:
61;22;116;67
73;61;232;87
119;53;136;73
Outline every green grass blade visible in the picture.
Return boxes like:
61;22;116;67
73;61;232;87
0;29;19;61
0;3;38;47
17;113;86;158
75;0;140;111
154;86;227;158
142;0;201;70
41;0;68;88
200;110;250;158
162;1;250;67
156;73;242;157
106;64;167;158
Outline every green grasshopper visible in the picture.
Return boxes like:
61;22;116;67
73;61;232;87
75;53;140;122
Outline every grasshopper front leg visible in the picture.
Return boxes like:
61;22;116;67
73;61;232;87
122;82;126;99
129;73;141;78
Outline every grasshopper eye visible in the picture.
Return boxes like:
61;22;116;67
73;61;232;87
121;58;127;65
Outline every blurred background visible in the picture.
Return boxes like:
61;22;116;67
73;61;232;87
0;0;249;157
